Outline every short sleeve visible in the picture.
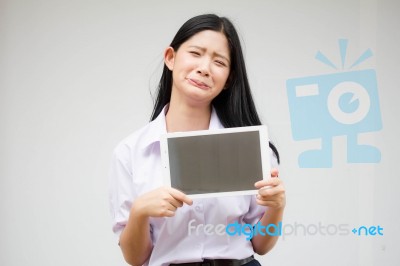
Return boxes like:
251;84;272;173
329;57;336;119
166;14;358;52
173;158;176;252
108;142;134;240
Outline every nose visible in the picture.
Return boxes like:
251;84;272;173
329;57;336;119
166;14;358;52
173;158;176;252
196;59;210;77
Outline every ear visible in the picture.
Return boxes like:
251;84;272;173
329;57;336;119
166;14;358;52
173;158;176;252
164;47;175;71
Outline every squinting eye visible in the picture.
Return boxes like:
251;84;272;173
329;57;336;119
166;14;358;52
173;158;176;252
189;51;200;56
215;60;226;66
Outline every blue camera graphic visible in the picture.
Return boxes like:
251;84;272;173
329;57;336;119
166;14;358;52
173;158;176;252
286;40;382;168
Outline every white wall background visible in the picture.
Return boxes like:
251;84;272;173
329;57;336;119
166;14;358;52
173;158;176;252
1;0;399;265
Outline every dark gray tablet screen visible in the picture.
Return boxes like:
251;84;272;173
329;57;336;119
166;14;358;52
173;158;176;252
167;131;263;194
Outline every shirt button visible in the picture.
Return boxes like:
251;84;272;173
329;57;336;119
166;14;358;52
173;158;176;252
195;206;203;212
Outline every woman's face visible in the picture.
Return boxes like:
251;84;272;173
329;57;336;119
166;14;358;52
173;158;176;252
165;30;231;107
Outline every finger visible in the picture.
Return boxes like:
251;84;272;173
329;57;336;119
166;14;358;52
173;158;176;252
163;209;177;217
271;168;279;178
256;198;282;208
156;200;178;217
258;186;281;197
169;188;193;206
254;178;280;189
167;197;184;209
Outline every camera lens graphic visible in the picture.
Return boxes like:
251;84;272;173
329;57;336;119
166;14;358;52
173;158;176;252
327;81;371;125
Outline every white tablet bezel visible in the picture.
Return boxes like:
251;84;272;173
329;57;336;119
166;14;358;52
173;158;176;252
160;125;270;198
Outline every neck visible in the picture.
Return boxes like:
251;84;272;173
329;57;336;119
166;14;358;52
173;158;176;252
166;103;212;132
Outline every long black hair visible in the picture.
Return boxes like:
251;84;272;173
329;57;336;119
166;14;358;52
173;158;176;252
150;14;279;163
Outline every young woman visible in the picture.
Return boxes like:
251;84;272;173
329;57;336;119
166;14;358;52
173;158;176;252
109;14;286;266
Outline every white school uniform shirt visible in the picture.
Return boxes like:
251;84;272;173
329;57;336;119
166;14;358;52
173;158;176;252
109;105;278;266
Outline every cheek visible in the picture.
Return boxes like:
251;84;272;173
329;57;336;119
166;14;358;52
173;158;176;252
215;69;230;85
178;56;197;70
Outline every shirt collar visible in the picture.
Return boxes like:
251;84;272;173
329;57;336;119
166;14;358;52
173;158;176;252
141;104;224;148
140;105;168;148
209;106;224;130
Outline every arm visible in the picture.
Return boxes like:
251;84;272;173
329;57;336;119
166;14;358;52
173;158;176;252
119;187;193;266
251;169;286;255
119;204;152;266
251;205;284;255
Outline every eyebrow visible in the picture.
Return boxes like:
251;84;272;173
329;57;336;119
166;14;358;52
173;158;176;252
188;45;231;64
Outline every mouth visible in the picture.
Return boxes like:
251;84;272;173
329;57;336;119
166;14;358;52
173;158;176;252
187;78;211;90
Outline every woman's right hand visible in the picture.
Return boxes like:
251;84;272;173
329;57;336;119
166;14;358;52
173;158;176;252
120;187;190;265
132;187;193;218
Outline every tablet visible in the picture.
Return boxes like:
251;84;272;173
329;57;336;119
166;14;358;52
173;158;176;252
160;125;270;198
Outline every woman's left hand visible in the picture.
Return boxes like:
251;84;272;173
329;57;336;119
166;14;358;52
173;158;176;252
254;168;286;209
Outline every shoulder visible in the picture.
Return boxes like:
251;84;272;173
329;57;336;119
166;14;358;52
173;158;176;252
112;105;167;162
114;110;166;155
113;123;154;157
